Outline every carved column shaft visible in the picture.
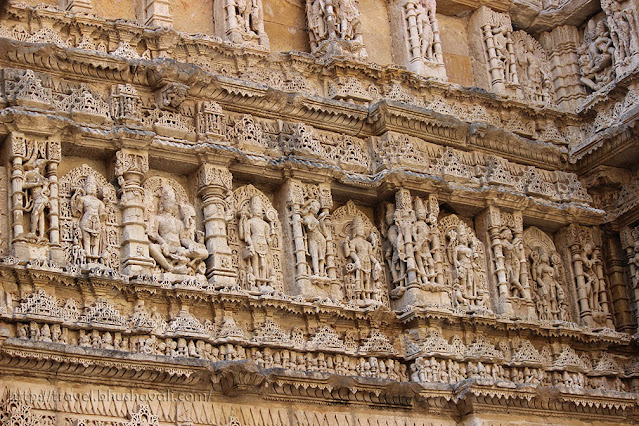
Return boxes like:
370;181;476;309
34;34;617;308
482;24;505;91
46;159;60;248
593;245;614;328
10;143;25;240
404;1;421;60
197;164;236;288
115;149;153;275
570;244;593;326
621;227;639;327
539;25;587;110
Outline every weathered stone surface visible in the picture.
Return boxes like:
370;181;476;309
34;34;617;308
0;0;637;424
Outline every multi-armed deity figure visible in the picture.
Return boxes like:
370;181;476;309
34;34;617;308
148;186;208;278
71;174;106;264
239;195;276;291
343;216;383;305
579;17;615;91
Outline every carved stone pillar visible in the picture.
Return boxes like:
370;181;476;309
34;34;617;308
286;180;310;291
59;0;93;13
143;0;172;27
283;179;338;301
478;206;508;312
478;207;534;318
620;226;639;328
538;25;587;111
389;0;447;80
9;132;63;264
196;164;236;289
214;0;270;49
468;6;520;97
114;149;154;276
561;224;614;328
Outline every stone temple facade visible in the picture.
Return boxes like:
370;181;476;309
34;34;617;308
0;0;638;424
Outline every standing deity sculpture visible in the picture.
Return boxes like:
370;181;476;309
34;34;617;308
439;214;490;312
145;178;208;280
215;0;269;48
301;199;329;278
578;15;615;91
305;0;367;59
558;225;613;328
286;181;338;301
581;243;604;319
239;195;276;289
59;165;120;271
501;227;527;300
602;0;639;67
342;215;383;306
9;135;63;263
383;190;448;309
621;226;639;326
524;227;570;322
492;22;516;85
228;185;283;294
413;197;436;285
448;226;487;310
468;7;519;96
513;31;554;105
22;155;50;241
71;174;106;263
392;0;446;78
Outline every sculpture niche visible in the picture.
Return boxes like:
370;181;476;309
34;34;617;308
383;190;448;309
391;0;446;79
227;185;283;295
440;214;490;312
144;177;208;282
286;181;338;302
306;0;367;59
332;201;387;307
524;227;570;322
59;164;120;272
9;136;63;263
578;14;615;91
215;0;270;48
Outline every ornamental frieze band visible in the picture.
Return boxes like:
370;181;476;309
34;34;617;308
0;0;638;424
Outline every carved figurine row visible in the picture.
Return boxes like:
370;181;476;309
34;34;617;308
1;0;638;103
3;142;614;327
410;357;626;392
14;319;407;382
12;319;630;392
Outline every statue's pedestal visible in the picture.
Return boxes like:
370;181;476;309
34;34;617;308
503;296;537;320
13;240;49;263
408;58;447;80
296;276;342;302
391;285;450;310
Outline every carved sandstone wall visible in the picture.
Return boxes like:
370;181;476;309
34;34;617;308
0;0;639;425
